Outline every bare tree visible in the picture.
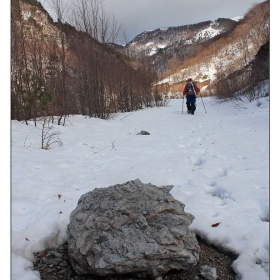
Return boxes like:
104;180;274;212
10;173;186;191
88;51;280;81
98;9;122;43
11;0;53;124
11;0;158;124
47;0;71;125
247;2;269;49
70;0;122;44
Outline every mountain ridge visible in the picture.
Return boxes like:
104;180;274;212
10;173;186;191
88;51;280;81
113;1;269;98
112;18;238;64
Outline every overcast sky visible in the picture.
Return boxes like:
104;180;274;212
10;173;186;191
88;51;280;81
39;0;263;43
103;0;262;41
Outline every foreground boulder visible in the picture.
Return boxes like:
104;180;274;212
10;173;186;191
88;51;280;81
67;179;199;278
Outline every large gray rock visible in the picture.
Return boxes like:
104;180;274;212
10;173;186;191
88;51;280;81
67;179;199;278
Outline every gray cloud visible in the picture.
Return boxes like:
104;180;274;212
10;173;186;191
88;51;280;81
104;0;262;41
39;0;262;43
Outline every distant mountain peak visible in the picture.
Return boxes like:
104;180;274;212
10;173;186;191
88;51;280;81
118;18;237;65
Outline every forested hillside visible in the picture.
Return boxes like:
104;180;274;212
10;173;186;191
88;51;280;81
11;0;269;124
11;0;162;124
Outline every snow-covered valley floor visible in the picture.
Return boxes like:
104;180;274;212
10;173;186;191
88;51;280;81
11;97;269;280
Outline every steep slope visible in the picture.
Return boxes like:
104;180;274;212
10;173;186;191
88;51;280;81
12;0;61;46
11;0;159;122
210;40;269;100
156;1;269;97
126;18;237;59
109;1;269;99
114;18;237;75
250;40;269;83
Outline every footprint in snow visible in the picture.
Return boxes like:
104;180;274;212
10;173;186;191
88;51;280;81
197;147;207;155
211;187;233;200
237;155;247;160
216;167;228;177
257;201;269;222
190;156;204;167
213;154;222;160
209;211;220;217
185;142;194;149
203;183;217;194
214;199;227;206
196;137;203;143
205;183;235;207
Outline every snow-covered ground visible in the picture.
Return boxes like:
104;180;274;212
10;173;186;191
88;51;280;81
11;96;269;280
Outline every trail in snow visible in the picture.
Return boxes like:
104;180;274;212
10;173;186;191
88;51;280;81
11;97;269;280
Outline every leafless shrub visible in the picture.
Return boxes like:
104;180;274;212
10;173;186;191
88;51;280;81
238;79;269;102
152;83;170;107
39;117;63;150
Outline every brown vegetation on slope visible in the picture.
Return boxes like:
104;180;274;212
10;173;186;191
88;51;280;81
11;0;160;124
159;1;269;99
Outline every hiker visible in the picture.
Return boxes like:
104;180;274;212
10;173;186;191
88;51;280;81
183;78;200;115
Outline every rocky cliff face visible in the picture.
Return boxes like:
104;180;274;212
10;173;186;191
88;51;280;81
250;40;269;83
16;0;61;45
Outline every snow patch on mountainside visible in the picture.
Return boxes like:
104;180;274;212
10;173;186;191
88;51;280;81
157;35;257;95
231;16;243;21
146;42;154;46
149;49;157;56
193;26;221;42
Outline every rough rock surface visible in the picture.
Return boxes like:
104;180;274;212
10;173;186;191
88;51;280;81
67;179;200;278
199;265;217;280
136;131;150;135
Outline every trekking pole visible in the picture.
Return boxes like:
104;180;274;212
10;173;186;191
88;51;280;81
200;95;207;113
182;96;184;114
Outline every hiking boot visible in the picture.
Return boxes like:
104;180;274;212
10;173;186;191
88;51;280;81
187;110;191;114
